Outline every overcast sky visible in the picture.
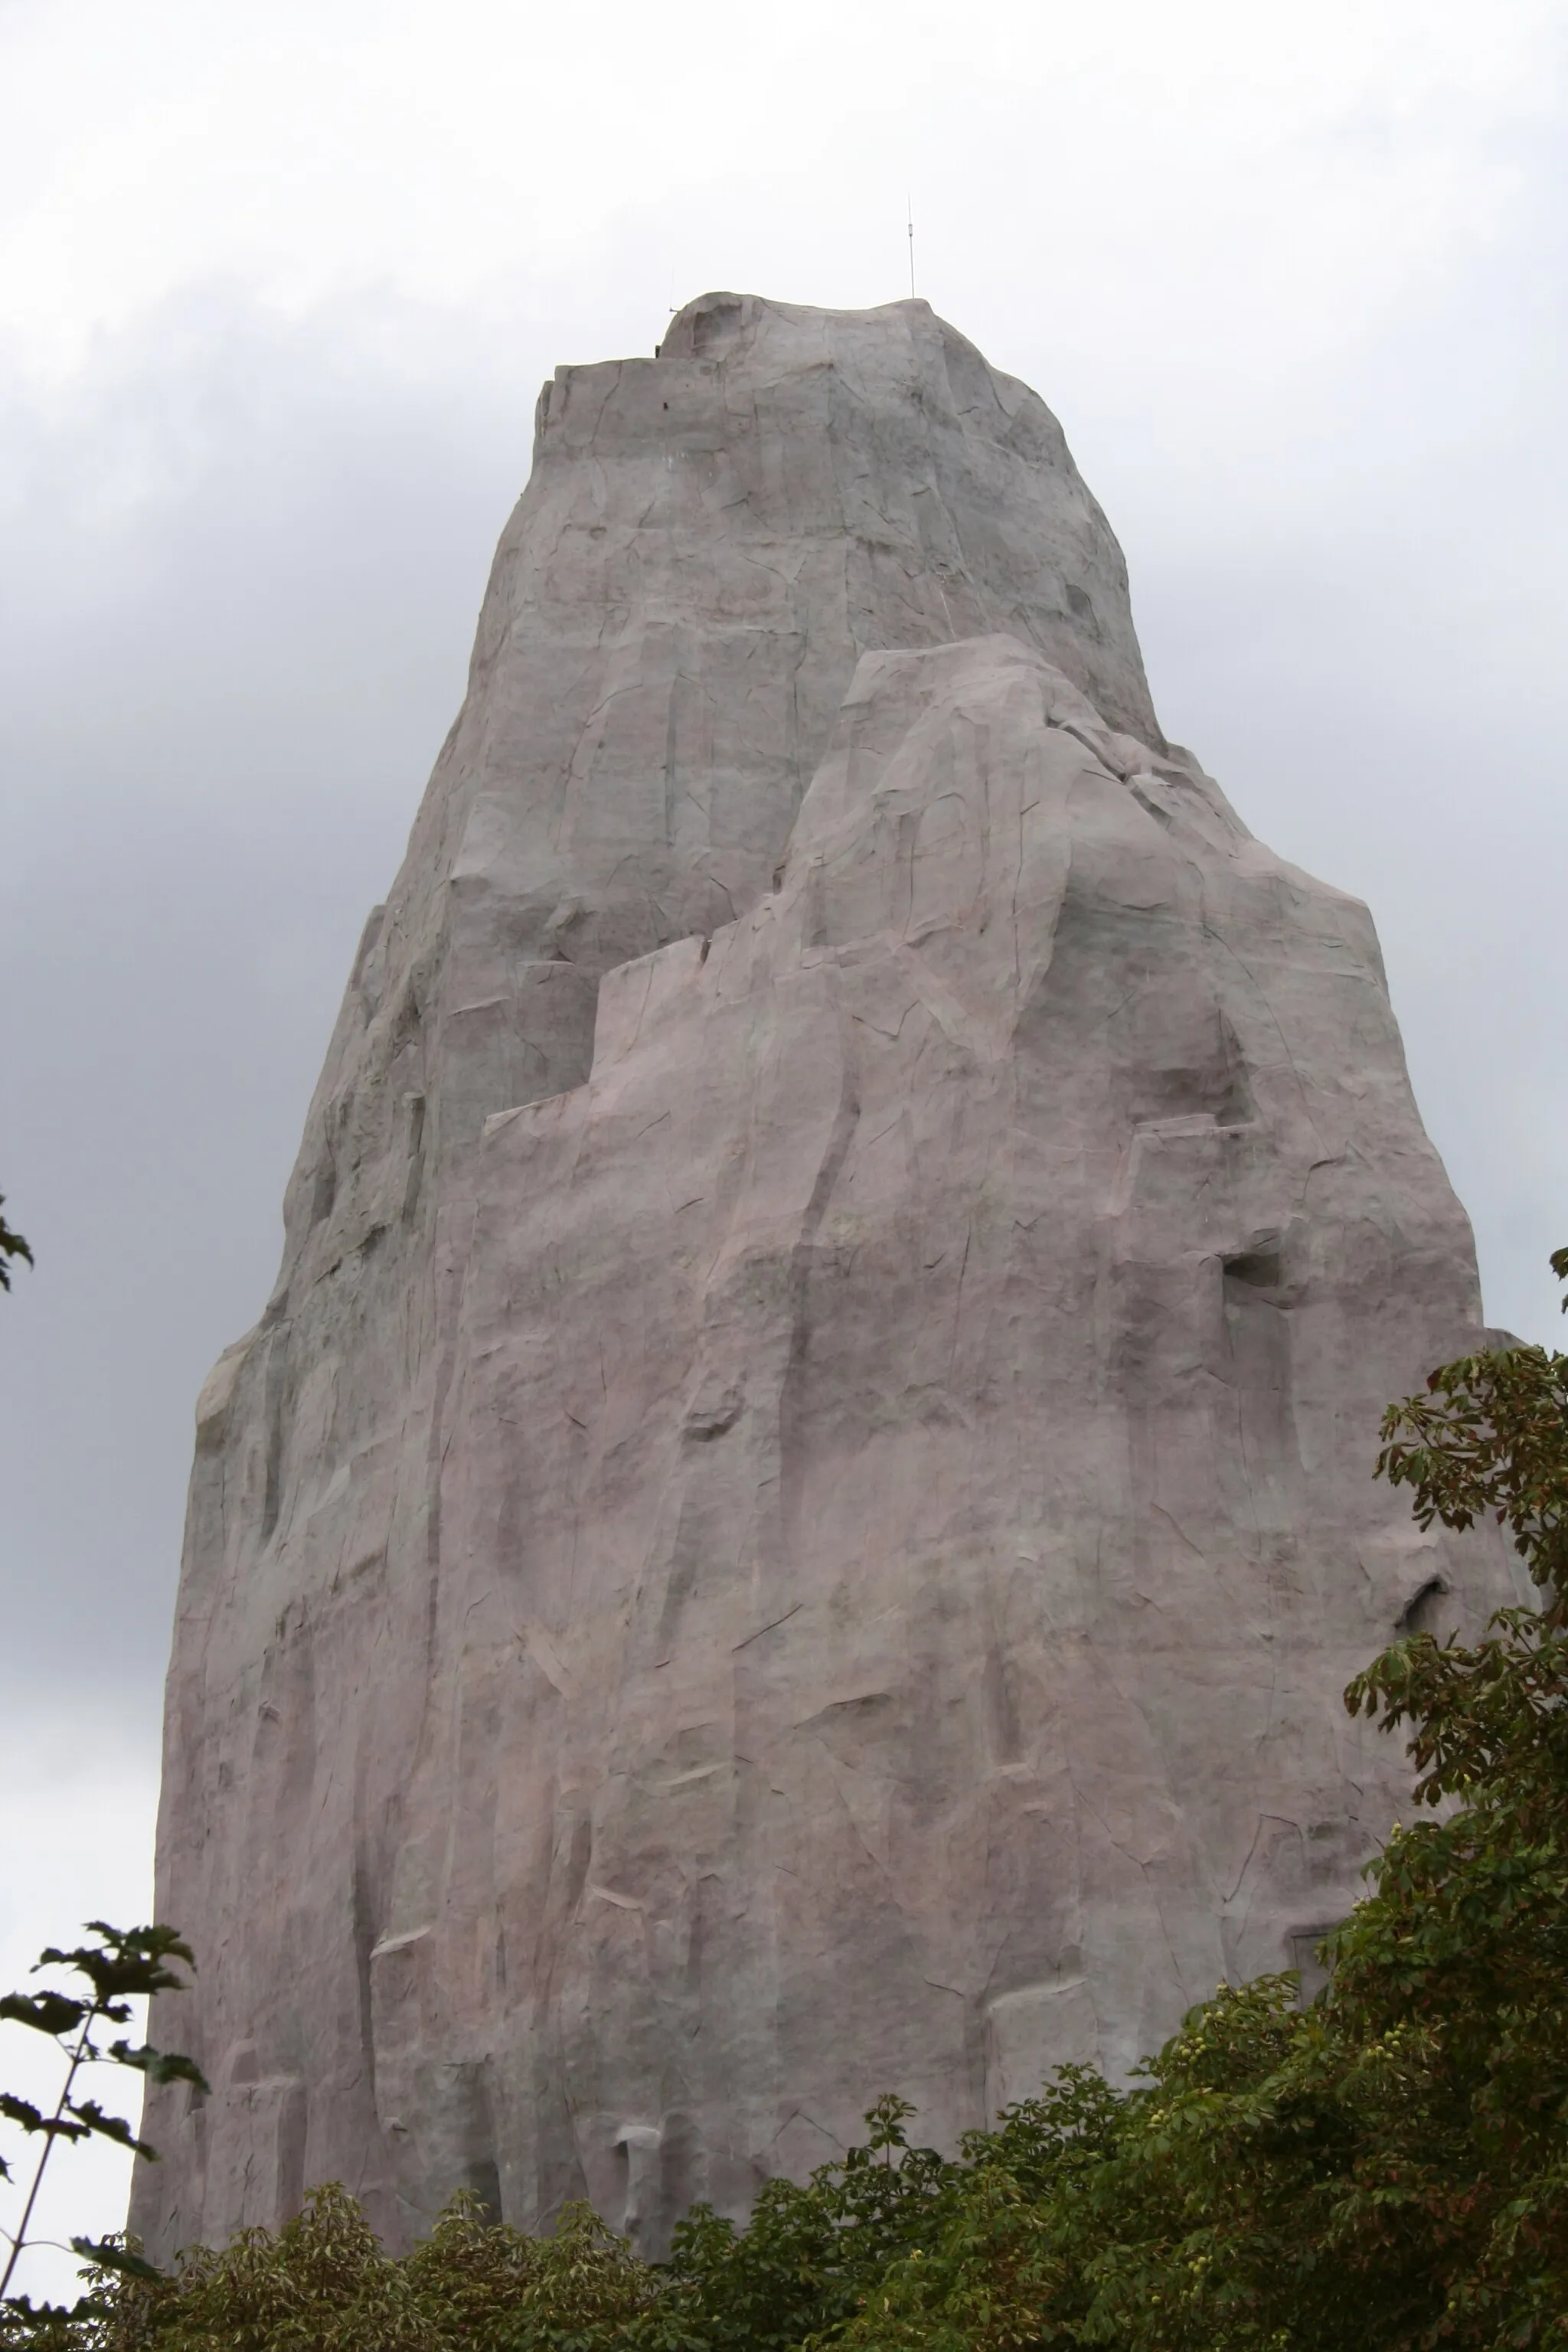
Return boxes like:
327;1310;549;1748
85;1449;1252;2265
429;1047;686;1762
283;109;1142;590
2;0;1565;2292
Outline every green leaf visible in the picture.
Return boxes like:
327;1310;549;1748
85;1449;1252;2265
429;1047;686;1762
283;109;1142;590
62;2099;152;2157
68;2236;162;2282
0;1992;85;2039
107;2040;211;2093
37;1923;197;2007
0;1194;32;1293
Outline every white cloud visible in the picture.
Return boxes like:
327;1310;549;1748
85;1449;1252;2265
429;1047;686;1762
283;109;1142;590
0;0;1560;367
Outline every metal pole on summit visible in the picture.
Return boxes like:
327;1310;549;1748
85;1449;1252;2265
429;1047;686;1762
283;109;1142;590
907;197;916;297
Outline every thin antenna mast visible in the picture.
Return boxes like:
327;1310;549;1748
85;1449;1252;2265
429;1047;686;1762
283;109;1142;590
906;195;916;298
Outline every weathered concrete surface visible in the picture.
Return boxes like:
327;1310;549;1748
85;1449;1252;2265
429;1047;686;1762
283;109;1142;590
136;297;1515;2265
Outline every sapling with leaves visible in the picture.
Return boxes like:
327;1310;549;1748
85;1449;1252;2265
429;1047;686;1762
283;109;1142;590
0;1923;207;2324
0;1195;31;1294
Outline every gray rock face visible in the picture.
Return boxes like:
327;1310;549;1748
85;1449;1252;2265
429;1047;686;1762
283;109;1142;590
136;296;1515;2265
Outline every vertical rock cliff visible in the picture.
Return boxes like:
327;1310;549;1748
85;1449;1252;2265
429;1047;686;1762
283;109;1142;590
136;293;1516;2262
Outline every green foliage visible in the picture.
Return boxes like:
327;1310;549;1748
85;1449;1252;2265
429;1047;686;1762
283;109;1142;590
2;1927;207;2338
0;1194;31;1292
61;2185;672;2352
1374;1276;1568;1630
657;2095;962;2351
17;1257;1568;2348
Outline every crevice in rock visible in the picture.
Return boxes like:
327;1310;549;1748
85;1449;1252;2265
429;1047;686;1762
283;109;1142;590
1397;1576;1449;1636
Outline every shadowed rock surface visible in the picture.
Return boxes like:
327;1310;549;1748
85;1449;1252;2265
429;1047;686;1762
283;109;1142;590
136;294;1516;2264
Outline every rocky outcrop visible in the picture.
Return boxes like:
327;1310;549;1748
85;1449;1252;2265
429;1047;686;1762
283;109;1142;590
135;296;1516;2265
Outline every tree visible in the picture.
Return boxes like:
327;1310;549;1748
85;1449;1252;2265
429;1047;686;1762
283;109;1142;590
0;1926;207;2344
60;2185;672;2352
0;1195;31;1292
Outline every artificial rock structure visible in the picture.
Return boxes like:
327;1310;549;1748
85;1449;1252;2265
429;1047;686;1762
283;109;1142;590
137;293;1516;2263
